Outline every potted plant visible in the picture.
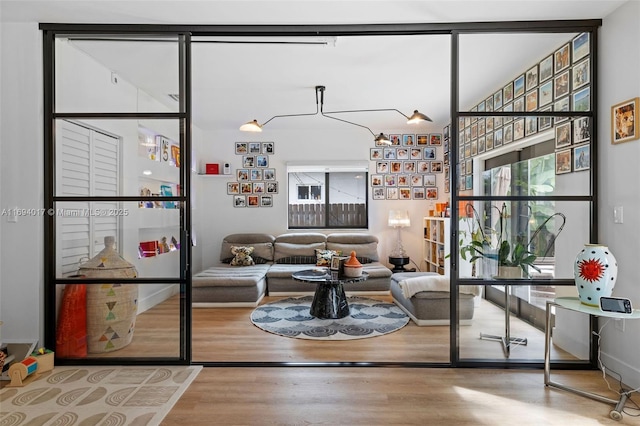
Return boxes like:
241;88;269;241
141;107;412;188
459;202;565;279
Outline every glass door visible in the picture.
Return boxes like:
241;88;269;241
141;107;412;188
43;30;191;363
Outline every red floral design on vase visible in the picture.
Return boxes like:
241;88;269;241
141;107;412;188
577;258;605;283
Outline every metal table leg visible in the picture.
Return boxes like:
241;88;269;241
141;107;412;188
480;284;527;357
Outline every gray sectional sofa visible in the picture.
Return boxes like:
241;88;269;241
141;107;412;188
192;232;393;307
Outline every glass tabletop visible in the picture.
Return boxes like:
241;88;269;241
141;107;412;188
292;268;368;284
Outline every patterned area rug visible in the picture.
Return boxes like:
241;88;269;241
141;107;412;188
0;365;201;425
250;296;409;340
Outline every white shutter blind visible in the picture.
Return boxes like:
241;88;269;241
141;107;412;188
57;121;120;275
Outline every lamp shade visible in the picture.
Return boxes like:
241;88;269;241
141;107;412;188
374;133;391;145
406;110;432;124
388;210;410;227
239;119;263;132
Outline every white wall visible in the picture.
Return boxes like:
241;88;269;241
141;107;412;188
597;0;640;388
194;123;445;271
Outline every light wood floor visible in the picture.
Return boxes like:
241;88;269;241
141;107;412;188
162;367;640;425
102;293;575;363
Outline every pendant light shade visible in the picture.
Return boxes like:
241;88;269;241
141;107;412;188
375;133;391;145
406;110;432;124
239;119;263;132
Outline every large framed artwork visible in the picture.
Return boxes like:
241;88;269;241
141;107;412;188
611;97;639;144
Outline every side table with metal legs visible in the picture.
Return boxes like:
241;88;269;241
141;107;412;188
480;284;527;357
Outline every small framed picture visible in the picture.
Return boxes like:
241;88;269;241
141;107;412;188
538;80;553;108
572;87;591;112
423;174;436;186
555;149;572;174
503;124;513;144
330;255;346;271
402;134;415;146
526;65;538;91
513;97;524;112
237;168;249;181
477;100;485;113
417;161;430;173
485;96;494;112
256;155;269;167
465;159;472;175
386;187;398;200
403;161;416;173
444;179;450;193
399;188;411;200
539;107;553;131
554;71;570;99
250;169;263;181
485;132;494;150
574;117;590;144
555;122;572;149
444;166;450;180
241;182;252;194
426;187;438;200
263;168;276;181
253;182;265;194
391;161;402;173
431;161;443;173
227;182;239;195
370;148;383;160
526;90;538;112
430;133;443;146
233;195;246;207
412;187;426;200
471;139;478;155
572;58;590;90
466;175;473;190
513;118;525;141
573;145;590;172
383;147;396;160
242;155;255;168
385;174;396;186
514;74;525;98
396;148;409;160
410;148;422;160
503;103;513;123
478;135;486;152
443;125;450;140
503;81;514;104
554;96;570;123
416;134;429;145
611;97;639;144
525;117;537;137
371;174;383;187
411;174;423;186
248;142;261;154
235;142;248;155
266;182;279;194
554;43;571;74
247;195;260;207
493;89;503;109
397;174;410;187
572;32;590;63
423;147;436;159
389;134;401;145
539;54;554;82
372;187;385;200
261;195;273;207
262;142;275;155
376;161;389;174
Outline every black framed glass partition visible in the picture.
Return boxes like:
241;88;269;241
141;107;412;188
42;20;600;369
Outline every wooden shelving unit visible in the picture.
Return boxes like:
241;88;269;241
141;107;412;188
423;217;450;275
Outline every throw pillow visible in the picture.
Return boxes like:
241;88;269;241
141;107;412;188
315;249;341;266
230;246;255;266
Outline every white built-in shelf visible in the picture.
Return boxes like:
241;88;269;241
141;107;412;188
139;157;180;183
138;208;180;229
197;173;233;178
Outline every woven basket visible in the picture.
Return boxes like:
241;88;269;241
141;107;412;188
79;236;138;354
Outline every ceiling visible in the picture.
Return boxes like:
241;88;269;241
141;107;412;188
3;1;626;134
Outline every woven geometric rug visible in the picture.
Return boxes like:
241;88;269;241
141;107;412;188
0;365;201;425
250;296;409;340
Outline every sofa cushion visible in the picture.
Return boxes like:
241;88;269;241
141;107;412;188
220;233;275;263
326;233;379;263
315;249;342;266
274;233;327;262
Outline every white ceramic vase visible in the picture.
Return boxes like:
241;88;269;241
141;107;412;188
574;244;617;306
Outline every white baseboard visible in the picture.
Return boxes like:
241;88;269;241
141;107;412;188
600;351;640;390
137;284;179;314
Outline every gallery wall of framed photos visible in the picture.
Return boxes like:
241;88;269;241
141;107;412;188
229;141;277;207
453;32;592;186
370;133;446;200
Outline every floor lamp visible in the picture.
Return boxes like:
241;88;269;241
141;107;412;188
388;210;411;272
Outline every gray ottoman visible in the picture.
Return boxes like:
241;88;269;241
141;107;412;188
390;272;477;326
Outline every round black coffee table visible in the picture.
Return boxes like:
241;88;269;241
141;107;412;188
292;269;368;319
